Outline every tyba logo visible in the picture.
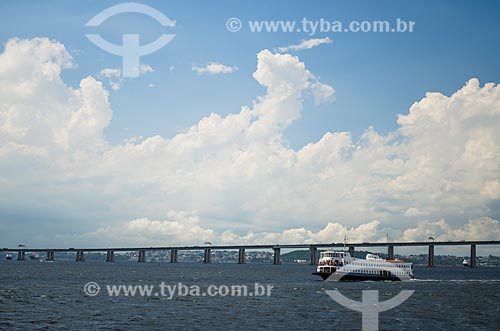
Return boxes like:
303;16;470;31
85;2;175;77
326;290;414;331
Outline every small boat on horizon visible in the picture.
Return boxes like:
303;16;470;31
312;250;414;281
462;259;470;267
5;253;12;260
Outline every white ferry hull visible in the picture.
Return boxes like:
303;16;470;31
313;250;414;282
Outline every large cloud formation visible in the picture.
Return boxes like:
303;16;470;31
57;214;500;248
0;38;499;247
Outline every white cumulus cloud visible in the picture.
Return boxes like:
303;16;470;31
0;38;111;150
192;62;238;75
55;213;500;248
1;37;500;247
98;64;154;90
278;37;333;53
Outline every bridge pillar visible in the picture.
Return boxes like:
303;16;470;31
106;250;115;262
470;244;477;268
170;249;178;263
46;251;55;262
203;248;211;263
273;248;281;265
238;248;246;264
387;245;394;260
428;245;434;267
348;246;355;257
309;246;318;265
138;250;146;263
17;251;26;261
75;251;84;262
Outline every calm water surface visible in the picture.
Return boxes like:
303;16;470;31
1;262;500;330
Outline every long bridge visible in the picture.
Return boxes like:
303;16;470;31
2;240;500;268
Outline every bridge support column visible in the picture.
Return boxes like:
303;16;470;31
203;248;211;263
170;249;178;263
428;245;434;267
309;246;318;265
17;251;26;261
470;244;477;268
273;248;281;265
348;246;355;257
387;245;394;260
46;251;55;262
238;248;246;264
75;251;84;262
106;250;115;262
138;250;146;262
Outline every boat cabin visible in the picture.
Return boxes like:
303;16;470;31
318;250;352;267
320;251;350;259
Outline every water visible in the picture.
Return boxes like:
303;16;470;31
1;262;500;330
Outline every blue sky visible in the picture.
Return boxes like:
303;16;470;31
2;0;499;148
1;1;500;247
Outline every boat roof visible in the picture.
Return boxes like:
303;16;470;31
321;250;349;254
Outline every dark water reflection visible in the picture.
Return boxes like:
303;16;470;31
1;262;500;330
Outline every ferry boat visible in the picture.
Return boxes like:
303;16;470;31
313;250;414;281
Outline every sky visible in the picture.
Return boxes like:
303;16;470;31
0;0;500;251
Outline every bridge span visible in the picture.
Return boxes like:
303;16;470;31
2;240;500;267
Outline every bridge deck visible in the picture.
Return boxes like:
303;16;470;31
2;240;500;252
